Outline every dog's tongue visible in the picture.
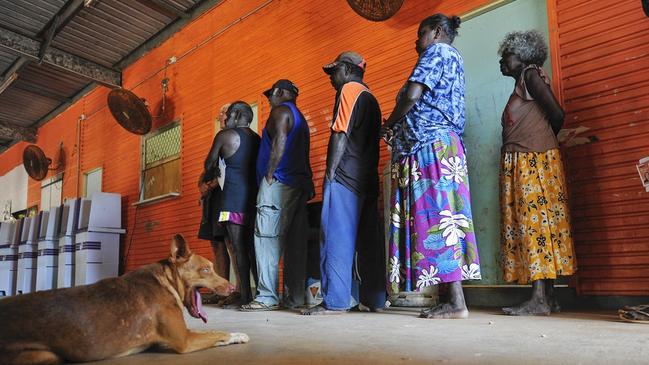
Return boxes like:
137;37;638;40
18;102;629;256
193;289;208;323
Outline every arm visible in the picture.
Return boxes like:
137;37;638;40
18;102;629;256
264;106;292;184
382;48;443;137
326;132;347;180
380;82;425;137
525;69;565;135
384;82;425;128
199;132;227;196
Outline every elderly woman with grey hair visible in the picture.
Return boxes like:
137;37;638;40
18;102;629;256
497;30;576;316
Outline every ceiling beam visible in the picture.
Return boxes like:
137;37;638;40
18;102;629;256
0;26;121;88
136;0;190;19
38;0;90;62
0;57;30;96
0;121;36;143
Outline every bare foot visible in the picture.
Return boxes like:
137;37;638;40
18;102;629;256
502;299;550;316
301;304;346;315
419;303;469;319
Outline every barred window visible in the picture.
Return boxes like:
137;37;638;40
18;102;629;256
141;122;181;201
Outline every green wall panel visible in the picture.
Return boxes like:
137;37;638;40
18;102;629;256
454;0;551;284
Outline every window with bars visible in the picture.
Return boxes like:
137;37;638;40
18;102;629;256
141;122;181;201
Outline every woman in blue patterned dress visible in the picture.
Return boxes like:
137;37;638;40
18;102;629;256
381;14;481;319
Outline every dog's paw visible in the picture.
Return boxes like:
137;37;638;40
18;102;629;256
228;332;249;344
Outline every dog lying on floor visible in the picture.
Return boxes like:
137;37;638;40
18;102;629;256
0;234;249;365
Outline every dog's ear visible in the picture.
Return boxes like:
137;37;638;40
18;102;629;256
170;234;192;263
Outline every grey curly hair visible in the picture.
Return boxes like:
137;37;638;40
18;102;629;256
498;30;548;66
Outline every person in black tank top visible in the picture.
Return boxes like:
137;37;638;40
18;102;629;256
201;101;260;306
198;103;230;302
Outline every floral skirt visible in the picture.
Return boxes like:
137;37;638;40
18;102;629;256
388;131;481;295
500;148;576;284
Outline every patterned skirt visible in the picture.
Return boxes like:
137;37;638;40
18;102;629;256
500;148;576;284
388;131;481;295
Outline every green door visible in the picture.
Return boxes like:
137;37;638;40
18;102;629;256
454;0;552;285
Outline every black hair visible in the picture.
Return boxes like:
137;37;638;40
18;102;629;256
228;101;253;124
420;14;461;43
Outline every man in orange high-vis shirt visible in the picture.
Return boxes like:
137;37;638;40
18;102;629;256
302;52;386;315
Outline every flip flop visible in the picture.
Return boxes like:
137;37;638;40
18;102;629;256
239;300;279;312
618;304;649;324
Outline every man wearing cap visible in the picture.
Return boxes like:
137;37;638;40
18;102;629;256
302;52;386;315
240;79;314;311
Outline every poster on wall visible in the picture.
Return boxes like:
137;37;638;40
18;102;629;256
637;156;649;192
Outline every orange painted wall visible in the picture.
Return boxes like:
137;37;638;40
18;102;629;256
550;0;649;295
0;141;28;176
1;0;493;271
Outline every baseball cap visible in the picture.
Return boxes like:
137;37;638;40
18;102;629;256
263;79;299;97
323;51;367;74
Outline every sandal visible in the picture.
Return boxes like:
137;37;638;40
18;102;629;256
618;304;649;324
239;300;279;312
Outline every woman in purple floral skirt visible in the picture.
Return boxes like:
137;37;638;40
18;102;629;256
381;13;481;319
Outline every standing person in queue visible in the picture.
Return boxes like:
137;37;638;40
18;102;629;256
198;103;231;305
201;101;260;306
302;51;386;315
498;30;575;316
240;79;314;311
381;14;481;319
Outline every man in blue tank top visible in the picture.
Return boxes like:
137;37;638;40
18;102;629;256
200;102;260;306
240;79;314;311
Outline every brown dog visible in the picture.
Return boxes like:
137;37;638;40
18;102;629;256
0;234;249;365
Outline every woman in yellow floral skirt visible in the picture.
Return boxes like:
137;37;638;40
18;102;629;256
497;30;576;316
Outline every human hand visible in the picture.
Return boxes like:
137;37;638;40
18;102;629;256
380;119;393;143
199;180;218;197
199;183;210;196
265;175;274;185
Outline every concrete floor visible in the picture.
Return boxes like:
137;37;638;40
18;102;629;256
91;306;649;365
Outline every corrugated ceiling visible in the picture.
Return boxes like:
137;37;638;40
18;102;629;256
0;0;211;150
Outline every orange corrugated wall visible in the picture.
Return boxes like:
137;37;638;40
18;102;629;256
550;0;649;295
0;0;494;271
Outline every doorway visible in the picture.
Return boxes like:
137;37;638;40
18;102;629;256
454;0;553;284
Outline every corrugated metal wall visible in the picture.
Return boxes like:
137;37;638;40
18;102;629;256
0;0;493;271
3;0;648;297
552;0;649;295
